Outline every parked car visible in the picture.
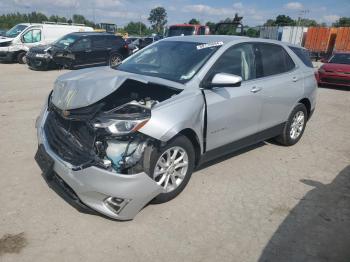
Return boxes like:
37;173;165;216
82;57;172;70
318;52;350;87
51;32;129;69
35;36;317;220
0;22;93;64
167;24;210;37
26;44;58;70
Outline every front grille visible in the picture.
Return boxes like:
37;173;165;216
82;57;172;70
321;77;350;85
44;110;98;167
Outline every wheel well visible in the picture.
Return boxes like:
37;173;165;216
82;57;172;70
179;129;201;167
298;98;311;120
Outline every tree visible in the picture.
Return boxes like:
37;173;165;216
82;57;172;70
124;21;151;36
298;18;318;27
72;14;95;27
333;17;350;27
246;27;259;37
263;15;296;27
148;7;167;33
275;15;296;26
205;21;216;33
188;18;200;25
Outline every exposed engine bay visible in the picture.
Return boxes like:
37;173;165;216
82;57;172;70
46;79;182;174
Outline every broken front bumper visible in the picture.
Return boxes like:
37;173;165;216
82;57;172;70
36;108;163;220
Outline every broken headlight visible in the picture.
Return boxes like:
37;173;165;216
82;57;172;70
93;118;149;135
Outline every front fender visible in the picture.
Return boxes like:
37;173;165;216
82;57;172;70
139;89;205;153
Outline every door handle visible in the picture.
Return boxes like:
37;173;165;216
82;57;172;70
251;86;262;93
292;76;298;82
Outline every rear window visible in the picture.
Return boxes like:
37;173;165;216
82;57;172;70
289;46;313;68
257;43;295;77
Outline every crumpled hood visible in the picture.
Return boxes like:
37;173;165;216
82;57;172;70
51;66;184;110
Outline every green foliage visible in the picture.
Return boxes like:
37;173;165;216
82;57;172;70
298;18;318;27
148;7;167;33
0;12;95;30
188;18;200;25
333;17;350;27
246;28;259;37
212;18;243;35
124;21;152;36
205;21;216;33
264;15;296;26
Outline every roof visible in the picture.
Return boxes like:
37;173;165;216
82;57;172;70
68;32;119;37
162;35;306;49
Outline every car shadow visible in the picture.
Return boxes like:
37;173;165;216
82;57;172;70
258;165;350;262
318;84;349;91
196;141;267;171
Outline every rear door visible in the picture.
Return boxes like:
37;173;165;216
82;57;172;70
254;43;303;131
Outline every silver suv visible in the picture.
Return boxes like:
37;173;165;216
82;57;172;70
35;36;317;220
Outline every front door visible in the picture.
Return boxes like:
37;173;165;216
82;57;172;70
204;43;263;151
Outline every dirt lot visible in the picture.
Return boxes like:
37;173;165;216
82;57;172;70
0;64;349;262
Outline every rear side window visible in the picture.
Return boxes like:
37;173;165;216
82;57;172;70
257;43;295;77
92;36;107;49
289;46;313;68
107;36;124;47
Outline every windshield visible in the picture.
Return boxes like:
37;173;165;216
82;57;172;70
329;53;350;65
116;41;221;83
53;34;80;49
168;26;195;37
5;24;28;38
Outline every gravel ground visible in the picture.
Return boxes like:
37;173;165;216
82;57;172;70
0;64;349;262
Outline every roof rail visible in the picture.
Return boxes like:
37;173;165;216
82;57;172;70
42;21;85;26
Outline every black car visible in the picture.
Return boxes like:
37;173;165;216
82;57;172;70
29;32;129;70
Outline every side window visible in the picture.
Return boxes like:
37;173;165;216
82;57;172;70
92;36;106;49
289;46;313;68
22;29;41;43
72;38;91;51
209;43;257;81
257;43;295;77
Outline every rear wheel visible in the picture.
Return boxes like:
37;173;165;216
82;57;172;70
109;53;123;67
149;135;195;204
17;52;27;64
275;103;307;146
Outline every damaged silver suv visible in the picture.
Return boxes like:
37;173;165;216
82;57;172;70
35;36;317;220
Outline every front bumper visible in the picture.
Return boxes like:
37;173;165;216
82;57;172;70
27;56;57;70
36;108;163;220
0;51;15;62
318;72;350;87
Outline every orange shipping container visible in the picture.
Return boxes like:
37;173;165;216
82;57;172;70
304;27;337;53
334;27;350;52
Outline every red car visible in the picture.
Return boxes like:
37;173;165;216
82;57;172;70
318;52;350;87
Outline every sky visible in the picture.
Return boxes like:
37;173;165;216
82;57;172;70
0;0;349;27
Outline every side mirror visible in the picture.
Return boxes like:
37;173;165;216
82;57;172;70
209;73;242;88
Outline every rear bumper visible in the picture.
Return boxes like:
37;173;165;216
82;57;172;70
36;108;163;220
318;72;350;87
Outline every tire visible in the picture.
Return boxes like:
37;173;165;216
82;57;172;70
275;103;308;146
147;135;195;204
108;53;123;67
17;52;27;64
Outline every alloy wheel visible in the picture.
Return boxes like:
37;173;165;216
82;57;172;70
154;146;189;193
290;111;305;139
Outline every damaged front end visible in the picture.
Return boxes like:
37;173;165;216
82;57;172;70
45;78;181;175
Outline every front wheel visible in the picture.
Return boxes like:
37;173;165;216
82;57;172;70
275;103;307;146
149;135;195;204
17;52;27;64
109;53;123;67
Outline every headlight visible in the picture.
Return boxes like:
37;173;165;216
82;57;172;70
93;119;149;135
35;53;51;58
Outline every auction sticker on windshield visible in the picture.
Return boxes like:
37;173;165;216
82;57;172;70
196;41;224;50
